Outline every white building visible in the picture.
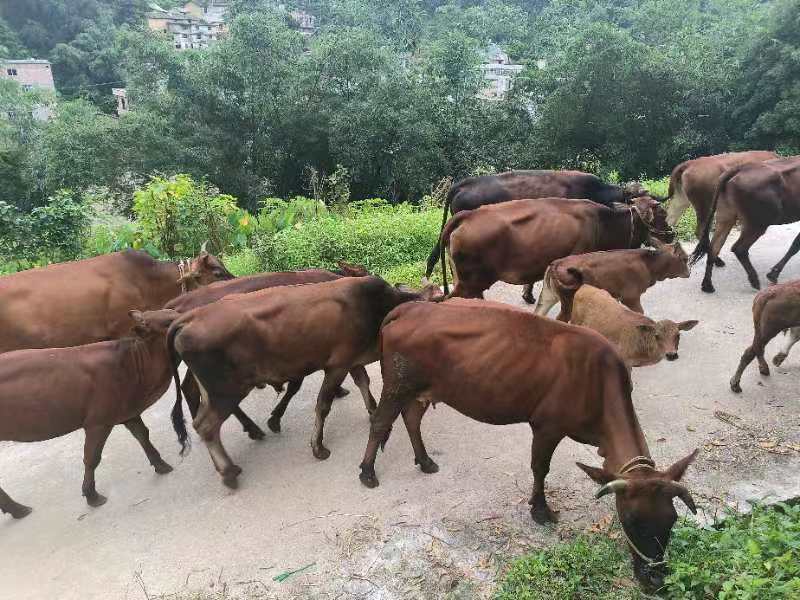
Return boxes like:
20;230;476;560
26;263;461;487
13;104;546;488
479;44;523;100
147;2;228;50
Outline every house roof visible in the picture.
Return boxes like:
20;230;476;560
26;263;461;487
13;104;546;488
3;59;51;65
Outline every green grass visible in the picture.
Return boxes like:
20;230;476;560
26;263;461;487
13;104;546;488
495;503;800;600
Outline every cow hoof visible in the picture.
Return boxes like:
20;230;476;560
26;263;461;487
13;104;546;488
750;279;761;291
312;444;331;460
334;387;350;399
416;457;439;474
267;416;282;433
85;492;108;508
530;504;558;524
701;282;715;294
714;257;726;267
359;472;380;489
153;460;174;475
767;271;779;284
759;365;771;377
730;379;742;394
222;474;239;489
247;426;267;441
11;504;33;519
3;503;33;519
522;292;535;305
773;353;787;367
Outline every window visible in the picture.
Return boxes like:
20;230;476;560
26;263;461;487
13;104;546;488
7;68;18;77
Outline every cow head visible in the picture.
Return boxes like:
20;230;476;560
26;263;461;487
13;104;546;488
638;319;698;361
622;182;650;201
129;309;180;339
178;252;235;290
334;260;370;277
652;239;690;278
395;282;446;302
632;196;675;244
577;450;699;591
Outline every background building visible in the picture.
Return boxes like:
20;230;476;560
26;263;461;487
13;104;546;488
1;59;55;92
148;1;229;50
479;44;523;100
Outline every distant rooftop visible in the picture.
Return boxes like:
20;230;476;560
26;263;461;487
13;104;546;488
3;59;51;65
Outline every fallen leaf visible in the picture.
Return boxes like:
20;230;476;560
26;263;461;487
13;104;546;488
709;439;727;447
656;437;666;443
758;439;778;449
686;425;696;432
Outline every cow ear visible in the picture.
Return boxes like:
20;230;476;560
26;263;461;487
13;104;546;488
678;320;699;331
576;462;617;485
664;449;699;482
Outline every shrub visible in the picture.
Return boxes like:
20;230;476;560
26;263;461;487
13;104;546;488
641;176;697;241
0;190;91;265
494;503;800;600
255;203;442;275
133;174;250;258
380;261;442;286
222;247;262;277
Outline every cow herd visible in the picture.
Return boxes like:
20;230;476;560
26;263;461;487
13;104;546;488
2;151;800;592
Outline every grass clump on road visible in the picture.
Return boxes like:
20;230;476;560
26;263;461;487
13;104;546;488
494;503;800;599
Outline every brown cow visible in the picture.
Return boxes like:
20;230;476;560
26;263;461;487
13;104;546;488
443;196;674;300
425;170;651;302
691;157;800;293
730;280;800;393
566;285;698;368
0;310;179;519
359;299;698;591
0;249;232;353
164;264;369;441
666;151;777;251
167;276;443;488
534;241;689;318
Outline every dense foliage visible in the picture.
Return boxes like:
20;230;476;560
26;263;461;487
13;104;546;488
495;503;800;600
1;0;797;217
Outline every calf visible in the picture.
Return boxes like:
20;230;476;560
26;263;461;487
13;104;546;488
534;241;689;318
443;196;674;299
567;285;698;368
730;280;800;393
165;263;369;440
168;276;442;488
0;310;179;519
359;299;698;591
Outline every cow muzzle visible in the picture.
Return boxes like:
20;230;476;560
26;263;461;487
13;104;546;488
666;352;679;361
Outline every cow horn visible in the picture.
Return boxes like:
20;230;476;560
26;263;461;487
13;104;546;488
668;482;697;514
595;479;628;499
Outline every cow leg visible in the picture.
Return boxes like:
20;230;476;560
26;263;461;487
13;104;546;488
767;231;800;284
203;423;242;489
774;327;800;367
82;425;114;507
184;371;265;441
730;321;784;392
701;214;737;293
310;368;349;460
0;484;31;519
267;379;302;433
533;275;559;317
360;353;420;488
349;365;377;415
124;416;173;475
522;284;536;305
732;224;768;290
401;400;437;474
528;425;562;524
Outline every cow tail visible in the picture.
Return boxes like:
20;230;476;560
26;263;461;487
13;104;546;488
690;165;738;266
557;267;584;322
425;183;458;281
667;161;689;202
167;322;190;456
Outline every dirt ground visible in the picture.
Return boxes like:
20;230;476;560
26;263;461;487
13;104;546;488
2;226;800;600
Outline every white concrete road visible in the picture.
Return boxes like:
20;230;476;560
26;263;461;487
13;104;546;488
2;225;800;600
